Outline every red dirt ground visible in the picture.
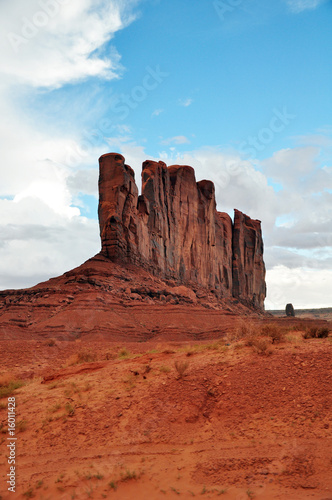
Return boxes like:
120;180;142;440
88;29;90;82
0;322;331;500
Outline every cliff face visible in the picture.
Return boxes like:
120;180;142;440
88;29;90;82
232;210;266;309
98;153;266;308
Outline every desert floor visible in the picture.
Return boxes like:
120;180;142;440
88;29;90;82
0;320;331;500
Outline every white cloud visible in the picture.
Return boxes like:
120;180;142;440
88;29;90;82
266;266;332;309
161;136;191;145
285;0;328;13
0;0;140;290
0;196;100;290
152;108;164;117
261;146;323;191
0;0;139;88
178;98;193;107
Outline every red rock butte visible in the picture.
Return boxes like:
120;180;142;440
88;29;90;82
98;153;266;309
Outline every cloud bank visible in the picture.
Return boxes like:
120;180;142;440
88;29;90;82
0;0;140;289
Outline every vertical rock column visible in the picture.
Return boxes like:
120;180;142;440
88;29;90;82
98;153;139;261
141;160;173;274
215;211;233;296
232;209;266;308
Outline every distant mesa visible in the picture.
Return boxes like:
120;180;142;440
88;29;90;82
98;153;266;309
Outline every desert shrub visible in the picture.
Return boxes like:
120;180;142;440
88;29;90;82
0;374;24;399
105;352;116;360
109;480;118;490
174;360;189;378
316;327;330;338
260;324;285;343
159;365;171;373
65;402;75;416
302;330;311;339
120;469;137;481
237;320;257;338
291;323;306;332
307;327;318;338
46;338;56;347
302;326;330;339
244;335;256;347
76;351;97;363
118;348;130;358
67;350;97;366
226;320;258;343
23;488;34;498
251;338;272;355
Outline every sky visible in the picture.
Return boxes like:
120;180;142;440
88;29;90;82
0;0;331;309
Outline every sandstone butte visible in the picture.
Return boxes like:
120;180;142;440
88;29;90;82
98;153;266;309
0;152;267;341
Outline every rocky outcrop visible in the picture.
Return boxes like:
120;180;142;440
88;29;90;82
98;153;266;309
232;210;266;309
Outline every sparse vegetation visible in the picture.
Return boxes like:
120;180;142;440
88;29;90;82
47;381;59;390
118;348;130;358
251;337;272;355
170;486;181;495
260;323;286;343
46;338;57;347
49;403;61;413
123;374;136;391
85;472;104;480
159;365;171;373
291;323;306;331
120;469;137;481
0;374;24;399
231;319;258;342
23;488;34;498
109;480;117;491
65;402;75;416
67;350;97;366
105;351;117;360
302;326;329;339
174;360;189;378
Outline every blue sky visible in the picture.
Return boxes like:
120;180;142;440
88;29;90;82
0;0;331;308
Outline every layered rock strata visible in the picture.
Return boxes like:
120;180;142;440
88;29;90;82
98;153;266;308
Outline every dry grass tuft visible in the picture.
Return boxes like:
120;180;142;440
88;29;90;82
66;350;97;366
227;319;259;343
302;326;330;339
250;338;272;355
0;373;24;399
174;360;189;378
260;324;286;344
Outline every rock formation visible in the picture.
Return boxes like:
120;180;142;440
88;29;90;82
286;303;295;317
98;153;266;309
